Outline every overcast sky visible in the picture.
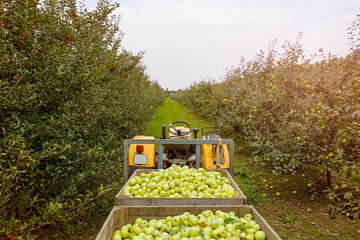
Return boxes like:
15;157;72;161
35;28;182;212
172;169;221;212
83;0;360;90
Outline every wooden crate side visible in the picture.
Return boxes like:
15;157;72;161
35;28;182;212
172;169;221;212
95;208;115;240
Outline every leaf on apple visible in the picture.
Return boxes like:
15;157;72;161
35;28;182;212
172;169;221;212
238;222;248;231
225;217;239;224
169;229;180;236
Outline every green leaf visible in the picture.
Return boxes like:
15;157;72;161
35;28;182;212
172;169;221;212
238;222;248;231
169;230;180;236
225;217;239;224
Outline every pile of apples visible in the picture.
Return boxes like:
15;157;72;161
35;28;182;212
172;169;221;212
112;210;266;240
122;165;240;198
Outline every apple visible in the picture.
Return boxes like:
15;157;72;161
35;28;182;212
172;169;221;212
244;213;253;221
225;223;235;233
171;216;181;226
128;178;136;186
120;225;130;238
154;221;163;229
188;215;198;226
202;226;213;237
143;235;153;240
249;220;257;228
131;224;144;235
169;181;176;189
212;227;223;238
171;233;181;240
253;223;261;231
164;222;172;232
246;234;255;240
180;227;190;237
232;229;241;237
148;219;157;228
112;233;121;240
152;229;160;236
143;226;154;235
189;226;200;237
135;176;143;185
141;220;148;227
246;228;256;236
254;231;266;240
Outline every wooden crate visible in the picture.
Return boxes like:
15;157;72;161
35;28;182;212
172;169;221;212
115;169;247;206
96;205;281;240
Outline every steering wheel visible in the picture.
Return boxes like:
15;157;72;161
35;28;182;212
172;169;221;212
168;121;192;136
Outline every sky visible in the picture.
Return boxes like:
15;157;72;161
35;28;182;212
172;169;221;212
83;0;360;90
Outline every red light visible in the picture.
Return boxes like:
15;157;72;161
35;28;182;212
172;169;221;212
136;145;144;153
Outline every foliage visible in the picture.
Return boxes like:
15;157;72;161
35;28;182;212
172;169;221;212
174;15;360;214
0;0;165;238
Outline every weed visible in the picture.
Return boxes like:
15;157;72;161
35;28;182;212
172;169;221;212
234;162;262;204
321;229;340;237
281;216;299;226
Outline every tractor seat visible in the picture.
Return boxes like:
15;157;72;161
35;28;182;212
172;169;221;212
165;136;191;152
209;134;222;140
202;134;222;140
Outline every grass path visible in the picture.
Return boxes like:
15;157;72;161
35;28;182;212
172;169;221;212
145;97;212;139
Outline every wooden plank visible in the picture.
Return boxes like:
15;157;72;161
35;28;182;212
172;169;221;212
95;205;281;240
115;169;247;206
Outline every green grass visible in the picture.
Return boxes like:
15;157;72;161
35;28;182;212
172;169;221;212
234;158;263;205
145;97;212;139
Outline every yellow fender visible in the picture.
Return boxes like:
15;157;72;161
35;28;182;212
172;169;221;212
200;142;230;169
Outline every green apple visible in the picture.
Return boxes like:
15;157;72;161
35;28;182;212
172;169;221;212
189;226;200;237
112;233;121;240
180;227;190;237
254;231;266;240
131;224;144;235
202;226;213;237
246;234;255;240
144;227;155;235
244;213;253;221
225;223;235;233
152;229;160;236
128;178;136;186
188;215;198;226
232;229;241;237
246;228;256;236
120;225;130;238
253;223;261;231
212;227;224;238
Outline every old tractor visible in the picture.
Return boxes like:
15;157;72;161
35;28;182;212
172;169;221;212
124;121;234;180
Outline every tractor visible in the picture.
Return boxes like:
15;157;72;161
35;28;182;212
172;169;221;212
124;121;234;180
